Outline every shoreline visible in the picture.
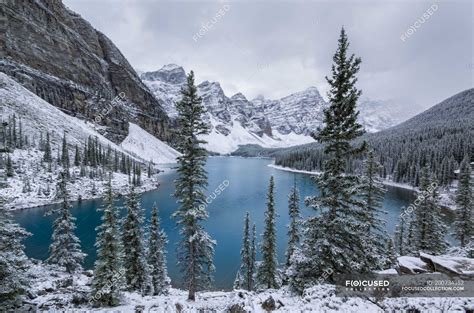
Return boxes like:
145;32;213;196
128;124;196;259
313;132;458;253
6;166;176;211
268;163;416;192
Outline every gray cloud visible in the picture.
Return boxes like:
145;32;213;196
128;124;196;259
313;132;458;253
64;0;472;110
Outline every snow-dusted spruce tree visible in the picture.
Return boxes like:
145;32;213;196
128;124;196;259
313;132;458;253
394;212;407;256
61;131;70;177
291;27;368;292
122;185;148;292
91;177;122;307
43;131;52;163
385;238;397;269
0;197;31;307
285;179;300;270
147;203;170;295
257;176;279;289
46;172;85;273
410;165;448;255
173;71;215;301
358;150;388;269
250;223;257;285
454;155;473;247
235;212;255;291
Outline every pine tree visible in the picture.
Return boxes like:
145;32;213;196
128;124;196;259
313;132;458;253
122;185;148;292
46;172;85;273
235;212;255;291
385;238;397;269
394;212;406;255
74;145;81;167
6;154;13;177
410;165;448;255
147;203;170;295
61;132;70;168
292;28;368;291
358;150;387;269
249;223;257;289
286;178;300;269
43;132;52;163
257;176;278;289
454;155;473;247
91;177;122;307
173;71;215;301
0;197;31;307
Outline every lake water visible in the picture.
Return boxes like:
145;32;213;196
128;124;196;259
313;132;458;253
13;156;426;290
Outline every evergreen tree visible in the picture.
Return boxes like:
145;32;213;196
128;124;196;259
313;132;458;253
410;165;448;254
358;150;387;269
173;71;215;301
235;212;255;291
257;176;278;289
46;172;85;273
122;185;148;292
43;132;52;163
250;223;257;286
394;212;406;256
6;154;13;177
148;204;170;295
61;132;70;168
454;155;473;247
91;177;122;306
385;238;397;269
74;145;81;167
286;178;300;269
0;197;31;307
292;28;368;291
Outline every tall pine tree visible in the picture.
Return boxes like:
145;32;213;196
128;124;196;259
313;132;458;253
46;172;85;273
454;155;473;248
285;178;300;269
173;71;215;301
257;176;278;289
147;203;170;295
409;165;448;255
0;197;31;307
292;28;369;291
91;177;122;307
122;185;148;292
235;212;255;291
358;150;387;269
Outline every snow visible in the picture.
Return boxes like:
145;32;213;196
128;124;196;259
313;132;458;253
26;262;474;312
200;116;314;155
120;123;180;164
398;256;429;273
268;163;321;175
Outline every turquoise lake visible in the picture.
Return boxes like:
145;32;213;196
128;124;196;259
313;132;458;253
13;156;431;290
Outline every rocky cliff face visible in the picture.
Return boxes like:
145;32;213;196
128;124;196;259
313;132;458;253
0;0;172;143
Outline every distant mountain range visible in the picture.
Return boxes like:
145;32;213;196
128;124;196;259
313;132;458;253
142;64;411;154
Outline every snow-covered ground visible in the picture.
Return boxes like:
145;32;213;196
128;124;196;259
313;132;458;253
120;122;180;164
25;259;474;312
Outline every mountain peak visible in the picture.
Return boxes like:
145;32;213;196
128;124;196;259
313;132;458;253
141;64;186;84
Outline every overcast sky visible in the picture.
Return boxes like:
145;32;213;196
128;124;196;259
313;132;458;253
64;0;473;110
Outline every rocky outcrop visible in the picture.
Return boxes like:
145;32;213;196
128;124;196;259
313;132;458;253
0;0;173;143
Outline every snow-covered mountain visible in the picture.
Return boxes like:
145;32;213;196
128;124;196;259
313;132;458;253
142;65;321;154
142;64;408;154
